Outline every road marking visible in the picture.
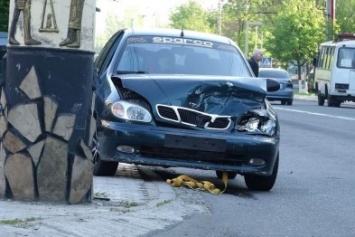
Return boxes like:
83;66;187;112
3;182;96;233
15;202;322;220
274;107;355;121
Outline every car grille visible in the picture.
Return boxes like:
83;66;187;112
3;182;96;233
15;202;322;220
156;104;231;130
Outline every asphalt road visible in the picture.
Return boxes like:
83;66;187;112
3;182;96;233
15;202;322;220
145;98;355;237
1;97;355;237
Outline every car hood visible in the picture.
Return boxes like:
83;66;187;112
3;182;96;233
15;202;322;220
111;74;269;116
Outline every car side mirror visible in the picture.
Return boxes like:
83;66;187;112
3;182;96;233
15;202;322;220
266;78;280;92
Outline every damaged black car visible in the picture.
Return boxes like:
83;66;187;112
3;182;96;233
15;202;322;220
93;28;280;191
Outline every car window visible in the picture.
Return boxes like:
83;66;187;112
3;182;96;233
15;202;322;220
259;70;289;78
115;36;251;76
95;31;124;74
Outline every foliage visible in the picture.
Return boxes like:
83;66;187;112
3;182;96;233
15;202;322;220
263;0;325;79
335;0;355;34
169;0;213;33
0;0;9;32
95;12;125;54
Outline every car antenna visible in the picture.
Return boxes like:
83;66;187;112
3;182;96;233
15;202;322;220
180;28;184;37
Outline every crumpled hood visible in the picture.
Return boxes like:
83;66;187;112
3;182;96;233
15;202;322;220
112;74;268;116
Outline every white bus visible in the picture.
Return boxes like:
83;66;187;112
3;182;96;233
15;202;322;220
314;33;355;107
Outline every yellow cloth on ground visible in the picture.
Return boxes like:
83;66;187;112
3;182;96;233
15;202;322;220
166;172;228;194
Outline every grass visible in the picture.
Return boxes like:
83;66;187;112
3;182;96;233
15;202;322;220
109;201;139;213
120;201;139;208
156;199;173;207
295;92;316;96
0;217;40;227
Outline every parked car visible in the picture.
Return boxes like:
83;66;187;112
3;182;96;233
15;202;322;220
259;68;294;105
93;28;281;191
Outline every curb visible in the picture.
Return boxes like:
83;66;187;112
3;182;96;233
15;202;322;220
294;94;317;101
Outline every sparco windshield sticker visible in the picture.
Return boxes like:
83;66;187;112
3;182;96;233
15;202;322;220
152;37;213;48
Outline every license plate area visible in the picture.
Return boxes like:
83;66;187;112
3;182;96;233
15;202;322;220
164;134;226;152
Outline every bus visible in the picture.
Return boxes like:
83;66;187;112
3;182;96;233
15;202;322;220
314;33;355;107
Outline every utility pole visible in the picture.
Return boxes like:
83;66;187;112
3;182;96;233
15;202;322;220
326;0;336;40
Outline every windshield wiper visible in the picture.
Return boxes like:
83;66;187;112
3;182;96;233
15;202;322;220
116;70;147;74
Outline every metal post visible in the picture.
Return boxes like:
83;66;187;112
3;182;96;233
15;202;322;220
245;22;263;56
218;0;222;35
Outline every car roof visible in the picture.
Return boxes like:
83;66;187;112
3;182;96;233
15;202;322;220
124;28;234;45
259;68;287;72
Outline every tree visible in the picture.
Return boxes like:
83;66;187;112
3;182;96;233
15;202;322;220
95;12;125;54
169;0;213;33
336;0;355;33
0;0;9;32
264;0;325;79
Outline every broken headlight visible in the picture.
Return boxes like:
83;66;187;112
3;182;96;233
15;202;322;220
111;101;152;122
235;109;277;136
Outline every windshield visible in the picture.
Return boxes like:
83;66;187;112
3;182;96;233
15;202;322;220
116;36;251;76
337;47;355;69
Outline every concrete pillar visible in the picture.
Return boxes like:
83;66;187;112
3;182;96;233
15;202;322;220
0;0;97;204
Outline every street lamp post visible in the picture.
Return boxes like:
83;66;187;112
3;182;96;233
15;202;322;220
217;0;226;35
245;21;263;56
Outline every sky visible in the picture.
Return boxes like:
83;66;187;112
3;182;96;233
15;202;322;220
95;0;219;34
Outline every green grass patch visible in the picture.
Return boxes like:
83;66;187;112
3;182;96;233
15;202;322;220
156;199;173;207
0;217;40;226
120;201;139;208
295;92;315;96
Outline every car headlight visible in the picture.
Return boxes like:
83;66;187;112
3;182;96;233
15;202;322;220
235;110;277;136
111;101;152;122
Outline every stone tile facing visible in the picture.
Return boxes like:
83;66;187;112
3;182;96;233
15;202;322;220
19;66;42;100
7;103;42;143
27;139;45;166
0;147;6;198
3;131;27;154
0;115;7;138
69;155;93;204
52;114;76;141
44;96;58;132
4;153;35;201
78;139;93;161
37;136;68;202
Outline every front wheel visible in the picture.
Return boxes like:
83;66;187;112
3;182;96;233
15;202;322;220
318;93;325;106
92;130;119;176
327;95;338;107
244;153;279;191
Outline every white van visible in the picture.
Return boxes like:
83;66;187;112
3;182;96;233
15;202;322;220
314;34;355;107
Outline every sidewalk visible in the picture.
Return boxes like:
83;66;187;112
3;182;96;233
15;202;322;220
294;93;317;101
0;164;206;237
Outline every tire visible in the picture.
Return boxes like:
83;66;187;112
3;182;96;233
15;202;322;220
281;100;286;105
327;95;335;107
318;93;325;106
216;171;237;179
286;99;293;106
333;100;341;107
92;130;118;176
244;153;279;191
